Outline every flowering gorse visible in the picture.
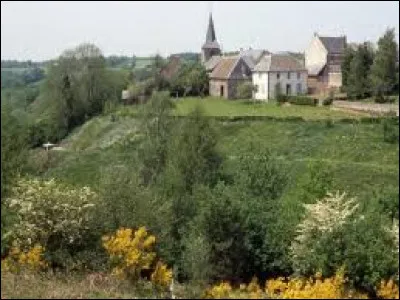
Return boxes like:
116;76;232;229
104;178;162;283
4;178;97;249
103;226;172;289
376;279;399;299
266;268;368;299
1;244;48;273
150;261;173;288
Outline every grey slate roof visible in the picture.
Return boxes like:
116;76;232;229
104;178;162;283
254;54;307;72
319;36;346;53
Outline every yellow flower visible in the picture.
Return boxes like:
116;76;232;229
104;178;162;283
151;261;172;288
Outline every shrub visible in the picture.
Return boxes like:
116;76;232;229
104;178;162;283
236;82;256;100
376;279;399;299
290;191;359;275
287;96;318;106
266;268;369;299
276;94;287;105
383;118;399;143
4;178;97;254
102;226;173;289
102;227;157;281
2;244;48;273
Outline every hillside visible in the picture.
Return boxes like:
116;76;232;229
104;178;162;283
30;100;399;207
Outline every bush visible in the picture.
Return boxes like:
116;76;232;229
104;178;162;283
276;94;288;105
236;82;256;100
4;178;97;256
287;96;318;106
290;191;398;291
383;118;399;143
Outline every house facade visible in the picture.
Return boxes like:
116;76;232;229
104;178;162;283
253;54;307;101
209;56;252;99
305;33;346;94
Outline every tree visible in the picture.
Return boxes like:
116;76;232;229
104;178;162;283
42;43;116;137
138;91;175;185
347;42;374;99
370;28;399;97
341;46;356;91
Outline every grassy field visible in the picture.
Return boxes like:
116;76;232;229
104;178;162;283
115;97;370;120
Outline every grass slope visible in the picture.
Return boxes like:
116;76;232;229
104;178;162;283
28;100;398;207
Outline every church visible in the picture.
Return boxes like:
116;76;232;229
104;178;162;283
200;13;307;100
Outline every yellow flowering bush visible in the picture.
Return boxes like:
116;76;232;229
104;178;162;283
4;178;97;249
204;277;266;299
376;279;399;299
151;261;173;288
266;268;369;299
102;227;157;281
1;244;48;273
204;282;233;299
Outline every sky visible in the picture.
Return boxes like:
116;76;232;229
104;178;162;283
1;1;399;61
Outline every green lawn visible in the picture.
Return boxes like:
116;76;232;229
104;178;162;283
115;97;369;120
173;97;368;120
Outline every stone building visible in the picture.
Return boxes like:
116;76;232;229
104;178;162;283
209;56;252;99
305;33;346;94
252;54;308;101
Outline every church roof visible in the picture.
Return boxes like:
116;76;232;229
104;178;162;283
202;13;220;49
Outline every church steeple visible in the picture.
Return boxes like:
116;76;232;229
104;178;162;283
206;13;217;43
201;12;221;64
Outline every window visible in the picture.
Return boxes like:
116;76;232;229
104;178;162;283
277;72;280;79
287;72;291;79
296;83;302;94
297;72;301;79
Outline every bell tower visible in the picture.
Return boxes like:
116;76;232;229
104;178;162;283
201;12;221;64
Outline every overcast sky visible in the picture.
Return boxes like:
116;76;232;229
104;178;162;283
1;1;399;61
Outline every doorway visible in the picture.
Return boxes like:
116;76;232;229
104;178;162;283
220;85;224;97
286;84;291;95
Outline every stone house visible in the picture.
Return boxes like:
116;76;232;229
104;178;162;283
209;56;252;99
252;54;308;101
305;33;346;94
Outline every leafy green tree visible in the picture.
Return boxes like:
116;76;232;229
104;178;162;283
40;43;117;142
347;42;374;99
138;91;175;185
170;62;209;97
341;46;356;91
370;28;399;97
164;106;222;194
1;104;28;254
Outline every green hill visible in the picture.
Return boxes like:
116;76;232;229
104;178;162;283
28;99;398;208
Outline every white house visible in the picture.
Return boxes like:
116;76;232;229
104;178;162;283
304;33;346;94
252;54;308;101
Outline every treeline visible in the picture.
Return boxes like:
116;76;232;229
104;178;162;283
1;67;45;89
341;28;399;101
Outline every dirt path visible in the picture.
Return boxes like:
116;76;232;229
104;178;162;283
332;100;399;116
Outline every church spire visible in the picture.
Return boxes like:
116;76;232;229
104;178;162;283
206;13;217;43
